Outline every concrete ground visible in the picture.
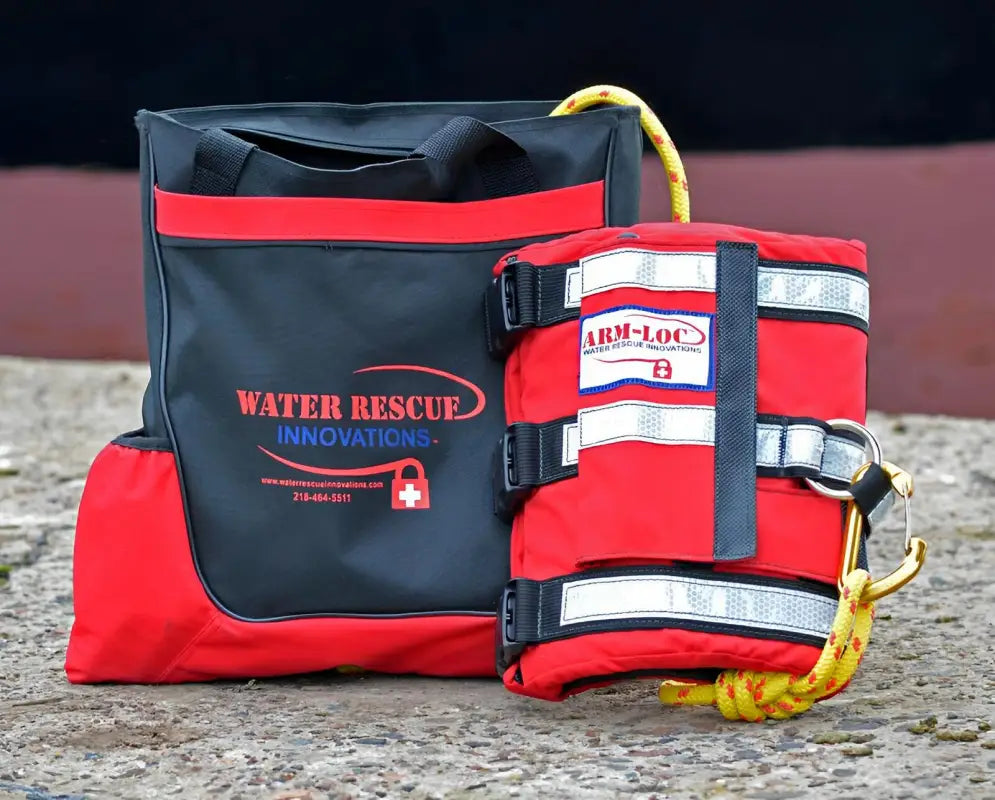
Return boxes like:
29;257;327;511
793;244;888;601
0;355;992;800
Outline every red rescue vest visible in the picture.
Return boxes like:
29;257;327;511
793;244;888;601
484;222;878;700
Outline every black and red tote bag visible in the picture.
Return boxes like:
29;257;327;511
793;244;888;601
65;92;658;683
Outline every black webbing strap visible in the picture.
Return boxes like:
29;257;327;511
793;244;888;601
413;116;540;199
189;129;258;196
485;262;577;356
495;565;838;672
849;462;895;538
513;263;578;326
712;241;759;561
479;151;540;200
491;416;576;522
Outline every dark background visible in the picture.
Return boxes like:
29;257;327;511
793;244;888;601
2;1;993;168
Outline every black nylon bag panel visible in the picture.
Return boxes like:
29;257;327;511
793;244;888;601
136;99;644;621
160;242;532;619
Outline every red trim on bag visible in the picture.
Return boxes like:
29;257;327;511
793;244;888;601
65;441;494;684
153;182;605;244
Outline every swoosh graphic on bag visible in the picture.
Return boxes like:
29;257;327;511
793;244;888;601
353;364;486;420
257;447;426;480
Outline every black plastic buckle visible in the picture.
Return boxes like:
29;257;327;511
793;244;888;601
492;430;531;523
485;267;526;359
495;581;525;675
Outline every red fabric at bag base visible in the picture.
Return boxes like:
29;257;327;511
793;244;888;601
501;631;825;702
496;222;869;700
65;442;493;683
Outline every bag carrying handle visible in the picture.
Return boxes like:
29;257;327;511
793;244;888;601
412;115;540;199
188;117;540;200
551;85;691;223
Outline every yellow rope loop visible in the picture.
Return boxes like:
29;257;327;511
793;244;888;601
551;85;691;223
659;569;875;721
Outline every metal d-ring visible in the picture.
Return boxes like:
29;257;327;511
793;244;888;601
805;418;883;500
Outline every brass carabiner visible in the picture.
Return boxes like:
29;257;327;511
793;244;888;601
840;461;927;602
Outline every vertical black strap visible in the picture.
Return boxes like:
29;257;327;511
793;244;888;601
189;129;257;196
713;241;759;560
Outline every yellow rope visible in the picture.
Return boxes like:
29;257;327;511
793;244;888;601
550;85;691;223
659;569;875;721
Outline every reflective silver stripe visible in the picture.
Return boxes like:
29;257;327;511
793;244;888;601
559;574;836;639
579;401;715;450
757;423;825;468
560;401;865;481
575;250;716;299
819;436;866;483
758;265;868;320
866;490;896;528
562;249;869;325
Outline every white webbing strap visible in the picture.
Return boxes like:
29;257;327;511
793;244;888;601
563;248;869;325
559;401;866;484
558;572;836;640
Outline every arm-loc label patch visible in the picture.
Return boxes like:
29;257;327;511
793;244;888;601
578;305;715;394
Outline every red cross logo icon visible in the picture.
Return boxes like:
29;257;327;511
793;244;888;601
391;477;430;510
